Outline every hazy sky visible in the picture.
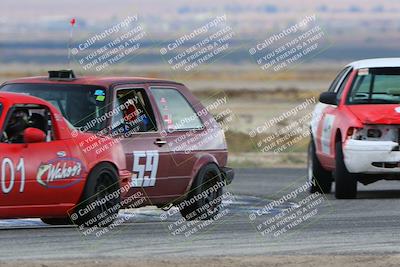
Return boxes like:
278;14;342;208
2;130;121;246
2;0;399;48
2;0;399;22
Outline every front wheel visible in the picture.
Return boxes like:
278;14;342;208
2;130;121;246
335;141;357;199
74;163;121;227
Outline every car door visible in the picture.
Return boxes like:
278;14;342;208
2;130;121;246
0;105;82;213
21;139;81;207
110;84;173;204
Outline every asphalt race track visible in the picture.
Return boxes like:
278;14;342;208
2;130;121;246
1;168;400;264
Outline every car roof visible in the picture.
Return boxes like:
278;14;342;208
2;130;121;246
346;58;400;69
3;76;184;88
0;92;49;106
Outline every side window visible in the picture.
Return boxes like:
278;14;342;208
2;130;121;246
2;105;54;144
111;88;157;135
151;88;203;131
328;67;351;92
336;68;353;100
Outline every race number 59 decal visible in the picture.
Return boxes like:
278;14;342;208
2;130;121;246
131;151;159;187
1;158;25;194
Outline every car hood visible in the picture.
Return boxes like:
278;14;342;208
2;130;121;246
347;104;400;124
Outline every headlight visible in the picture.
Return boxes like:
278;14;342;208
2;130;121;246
349;125;397;141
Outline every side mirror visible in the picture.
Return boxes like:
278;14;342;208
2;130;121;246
319;92;338;105
23;127;46;143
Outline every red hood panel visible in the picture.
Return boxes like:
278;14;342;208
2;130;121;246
347;104;400;124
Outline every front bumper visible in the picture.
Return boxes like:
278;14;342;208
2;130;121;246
343;139;400;173
220;167;234;185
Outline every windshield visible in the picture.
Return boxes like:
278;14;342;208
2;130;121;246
1;84;108;131
347;67;400;104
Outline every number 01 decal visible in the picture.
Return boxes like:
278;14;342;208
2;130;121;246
131;151;159;187
1;158;25;194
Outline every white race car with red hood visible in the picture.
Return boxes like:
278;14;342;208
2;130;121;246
309;58;400;198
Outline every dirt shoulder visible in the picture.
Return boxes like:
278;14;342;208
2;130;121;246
1;255;399;267
228;152;307;168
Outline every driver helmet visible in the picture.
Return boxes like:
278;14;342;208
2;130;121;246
6;109;29;138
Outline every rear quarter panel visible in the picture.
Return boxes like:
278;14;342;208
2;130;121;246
148;83;228;201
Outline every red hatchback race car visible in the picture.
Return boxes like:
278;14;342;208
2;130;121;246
0;92;130;225
309;58;400;199
1;70;234;222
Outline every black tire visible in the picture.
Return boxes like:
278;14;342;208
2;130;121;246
73;163;121;227
307;139;332;194
41;217;72;225
335;141;357;199
179;164;223;221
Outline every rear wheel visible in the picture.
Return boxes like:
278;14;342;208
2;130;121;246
335;141;357;199
179;164;223;221
307;139;332;193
